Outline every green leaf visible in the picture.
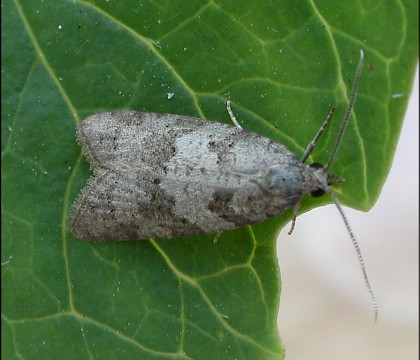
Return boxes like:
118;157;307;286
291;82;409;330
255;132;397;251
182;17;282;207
2;1;417;359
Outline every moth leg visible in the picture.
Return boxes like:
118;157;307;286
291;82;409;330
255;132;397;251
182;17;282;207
226;100;242;129
214;232;221;243
287;201;301;235
300;107;336;163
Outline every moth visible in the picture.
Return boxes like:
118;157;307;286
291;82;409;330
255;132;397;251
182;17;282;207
69;50;377;319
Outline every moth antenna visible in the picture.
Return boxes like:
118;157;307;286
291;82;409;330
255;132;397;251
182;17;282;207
324;49;364;171
326;187;378;322
301;107;336;163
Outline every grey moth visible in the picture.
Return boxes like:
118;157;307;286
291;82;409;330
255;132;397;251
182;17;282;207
69;50;377;319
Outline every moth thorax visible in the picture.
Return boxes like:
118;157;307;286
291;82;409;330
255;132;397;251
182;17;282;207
256;164;305;196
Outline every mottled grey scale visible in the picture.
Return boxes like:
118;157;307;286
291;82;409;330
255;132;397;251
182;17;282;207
69;110;321;241
70;167;204;240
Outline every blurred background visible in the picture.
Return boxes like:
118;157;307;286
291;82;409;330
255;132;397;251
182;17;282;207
277;67;418;359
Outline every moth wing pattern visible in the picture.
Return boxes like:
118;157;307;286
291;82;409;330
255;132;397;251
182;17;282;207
70;111;307;241
69;166;201;241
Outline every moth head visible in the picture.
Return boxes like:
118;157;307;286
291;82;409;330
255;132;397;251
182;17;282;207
308;162;345;198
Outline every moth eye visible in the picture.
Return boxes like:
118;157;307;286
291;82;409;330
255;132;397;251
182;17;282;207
310;162;323;169
311;188;325;197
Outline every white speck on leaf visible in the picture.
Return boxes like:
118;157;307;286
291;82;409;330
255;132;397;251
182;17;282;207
392;93;404;98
